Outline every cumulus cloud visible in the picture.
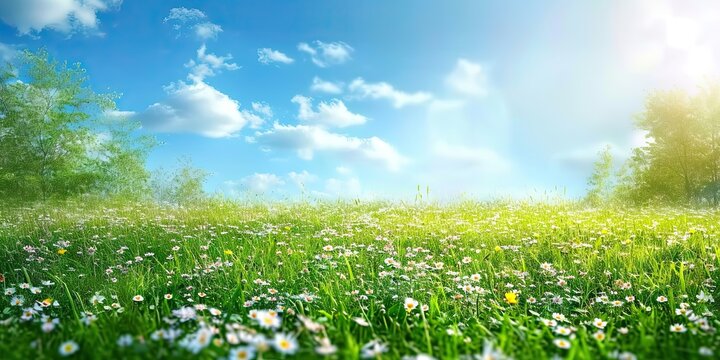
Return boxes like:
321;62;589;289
240;173;285;193
164;7;221;40
288;170;318;188
253;123;407;171
0;42;18;62
257;48;294;65
297;41;353;67
324;177;362;197
0;0;121;35
185;44;239;82
311;77;343;94
194;22;222;40
291;95;367;128
164;7;205;23
135;80;259;138
445;59;488;97
251;102;273;119
349;78;433;108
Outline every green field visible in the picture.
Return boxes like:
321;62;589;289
0;201;718;359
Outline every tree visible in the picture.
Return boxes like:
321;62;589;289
584;145;614;206
616;86;720;206
0;49;153;202
150;158;208;205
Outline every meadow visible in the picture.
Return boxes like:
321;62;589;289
0;201;718;359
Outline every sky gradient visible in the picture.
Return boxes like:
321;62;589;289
1;0;718;200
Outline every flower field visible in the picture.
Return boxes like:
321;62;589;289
0;201;718;359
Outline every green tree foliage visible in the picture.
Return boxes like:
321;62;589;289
150;158;208;205
584;145;614;206
610;86;720;206
0;49;153;202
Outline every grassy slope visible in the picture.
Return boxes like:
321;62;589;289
0;201;718;359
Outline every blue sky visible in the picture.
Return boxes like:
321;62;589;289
1;0;719;200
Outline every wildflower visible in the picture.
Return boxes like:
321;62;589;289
90;294;105;305
183;327;213;354
59;340;79;356
117;334;133;347
675;308;693;316
696;290;714;303
224;249;234;255
10;295;25;306
554;326;571;336
553;338;571;349
361;340;388;358
699;347;714;357
354;317;370;327
404;297;419;312
256;310;281;329
57;249;68;255
480;339;508;360
132;295;144;302
593;331;606;341
272;333;298;355
173;306;197;322
164;294;173;300
504;292;518;305
315;337;337;355
229;346;256;360
656;296;668;303
669;323;687;333
592;318;607;329
41;316;59;333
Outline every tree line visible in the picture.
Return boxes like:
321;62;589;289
0;50;207;205
586;85;720;206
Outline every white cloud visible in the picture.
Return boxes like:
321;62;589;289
257;48;294;65
251;102;273;119
335;166;352;175
194;22;222;40
349;78;433;108
241;173;285;193
164;7;205;23
185;44;239;82
0;0;121;35
253;123;407;171
311;77;343;94
297;41;353;67
136;80;257;138
103;110;136;120
291;95;367;128
445;59;488;97
324;177;362;197
0;42;18;62
288;170;318;188
164;7;221;41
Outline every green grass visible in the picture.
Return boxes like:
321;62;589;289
0;200;718;359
